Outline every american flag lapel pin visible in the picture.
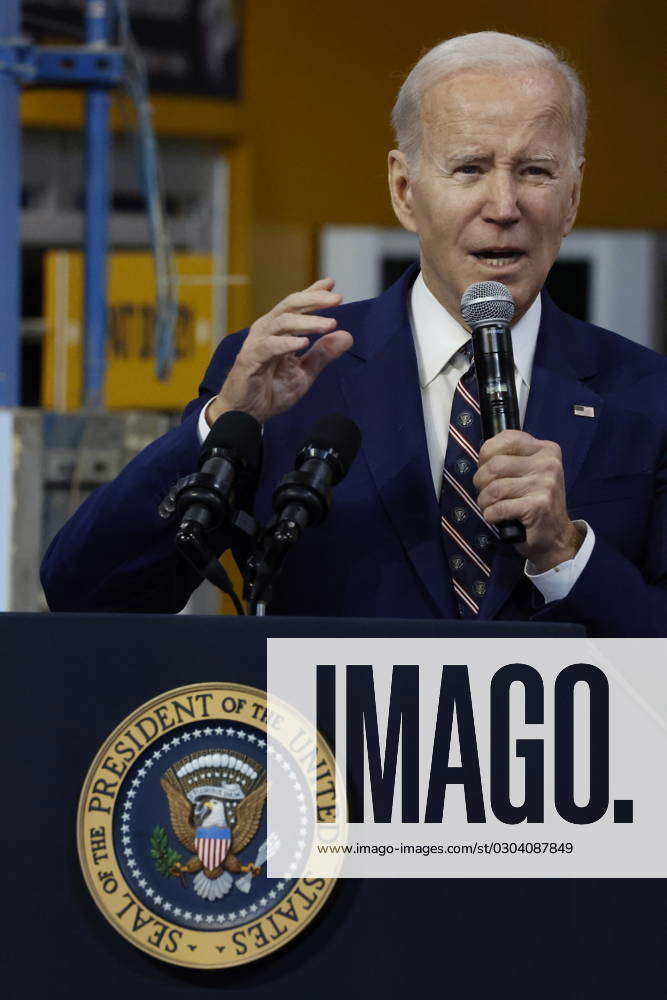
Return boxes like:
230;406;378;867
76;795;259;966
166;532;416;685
573;404;595;418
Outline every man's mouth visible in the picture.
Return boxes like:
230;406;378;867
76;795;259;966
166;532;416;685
470;249;526;268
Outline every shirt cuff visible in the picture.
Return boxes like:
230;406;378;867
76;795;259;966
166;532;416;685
197;397;217;444
524;520;595;603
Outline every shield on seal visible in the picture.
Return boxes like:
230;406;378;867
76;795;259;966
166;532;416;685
194;826;231;869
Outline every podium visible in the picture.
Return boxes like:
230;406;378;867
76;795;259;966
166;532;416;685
3;613;663;998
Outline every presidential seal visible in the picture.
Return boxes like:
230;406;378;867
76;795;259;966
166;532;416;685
77;682;337;969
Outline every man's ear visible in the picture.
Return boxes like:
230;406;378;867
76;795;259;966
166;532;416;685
562;157;585;237
388;150;418;233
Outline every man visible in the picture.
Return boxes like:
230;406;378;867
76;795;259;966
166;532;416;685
41;32;667;635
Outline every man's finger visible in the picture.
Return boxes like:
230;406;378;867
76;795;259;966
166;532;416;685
473;454;535;491
478;429;541;462
477;475;539;511
309;276;336;290
262;312;338;337
482;496;532;526
252;335;310;363
299;330;354;380
273;290;342;316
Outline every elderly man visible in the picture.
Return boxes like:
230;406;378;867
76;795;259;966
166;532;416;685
41;32;667;635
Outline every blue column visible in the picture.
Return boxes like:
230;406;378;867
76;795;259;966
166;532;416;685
83;0;112;409
0;1;21;407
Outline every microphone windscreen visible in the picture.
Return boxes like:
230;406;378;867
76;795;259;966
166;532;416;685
461;281;515;327
201;409;262;472
300;414;362;478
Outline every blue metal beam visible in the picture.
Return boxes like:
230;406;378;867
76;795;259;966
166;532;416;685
1;5;124;410
83;0;113;409
0;43;123;87
0;0;21;407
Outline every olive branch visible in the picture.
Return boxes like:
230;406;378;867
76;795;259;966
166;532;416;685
150;825;182;877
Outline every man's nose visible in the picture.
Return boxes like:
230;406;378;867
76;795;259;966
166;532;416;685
481;170;520;226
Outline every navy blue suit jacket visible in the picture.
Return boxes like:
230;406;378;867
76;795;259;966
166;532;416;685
41;266;667;635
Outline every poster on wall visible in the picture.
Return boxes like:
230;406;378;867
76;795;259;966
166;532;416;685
42;251;219;411
22;0;242;98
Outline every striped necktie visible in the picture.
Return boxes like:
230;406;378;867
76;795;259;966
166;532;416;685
439;342;499;616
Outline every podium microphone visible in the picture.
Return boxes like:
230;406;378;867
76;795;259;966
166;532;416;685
175;409;262;534
273;413;361;528
460;281;526;545
248;414;362;612
161;409;262;614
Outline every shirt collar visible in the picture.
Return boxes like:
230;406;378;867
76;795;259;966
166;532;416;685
409;271;541;389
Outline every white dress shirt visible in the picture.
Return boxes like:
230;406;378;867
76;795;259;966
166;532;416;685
198;271;595;604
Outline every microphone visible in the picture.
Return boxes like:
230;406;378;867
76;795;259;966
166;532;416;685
248;414;362;611
175;409;262;533
273;413;362;528
460;281;526;545
164;409;262;615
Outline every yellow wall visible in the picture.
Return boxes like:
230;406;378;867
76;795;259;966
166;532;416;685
245;0;664;227
21;0;665;319
244;0;665;311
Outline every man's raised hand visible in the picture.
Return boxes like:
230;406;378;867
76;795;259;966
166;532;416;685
206;278;353;425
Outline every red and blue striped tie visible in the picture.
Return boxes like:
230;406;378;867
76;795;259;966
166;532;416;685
440;342;499;616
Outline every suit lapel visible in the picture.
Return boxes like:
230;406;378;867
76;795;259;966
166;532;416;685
479;292;602;620
523;311;602;495
338;268;456;617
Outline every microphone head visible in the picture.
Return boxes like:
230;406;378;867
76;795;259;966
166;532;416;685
201;409;262;473
297;414;362;484
460;281;515;328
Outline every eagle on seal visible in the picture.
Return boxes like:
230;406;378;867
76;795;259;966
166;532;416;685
160;773;267;900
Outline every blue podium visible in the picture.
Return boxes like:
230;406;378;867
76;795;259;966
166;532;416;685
3;613;663;998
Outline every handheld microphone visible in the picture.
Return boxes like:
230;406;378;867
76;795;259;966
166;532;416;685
248;413;362;611
460;281;526;545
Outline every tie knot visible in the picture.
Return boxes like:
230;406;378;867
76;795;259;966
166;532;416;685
463;340;475;368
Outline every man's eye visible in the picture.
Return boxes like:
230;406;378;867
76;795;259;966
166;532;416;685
456;165;481;175
524;166;551;176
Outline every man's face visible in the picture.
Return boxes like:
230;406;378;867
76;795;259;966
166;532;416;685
388;69;584;323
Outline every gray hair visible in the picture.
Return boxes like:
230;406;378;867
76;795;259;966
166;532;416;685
391;31;587;169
